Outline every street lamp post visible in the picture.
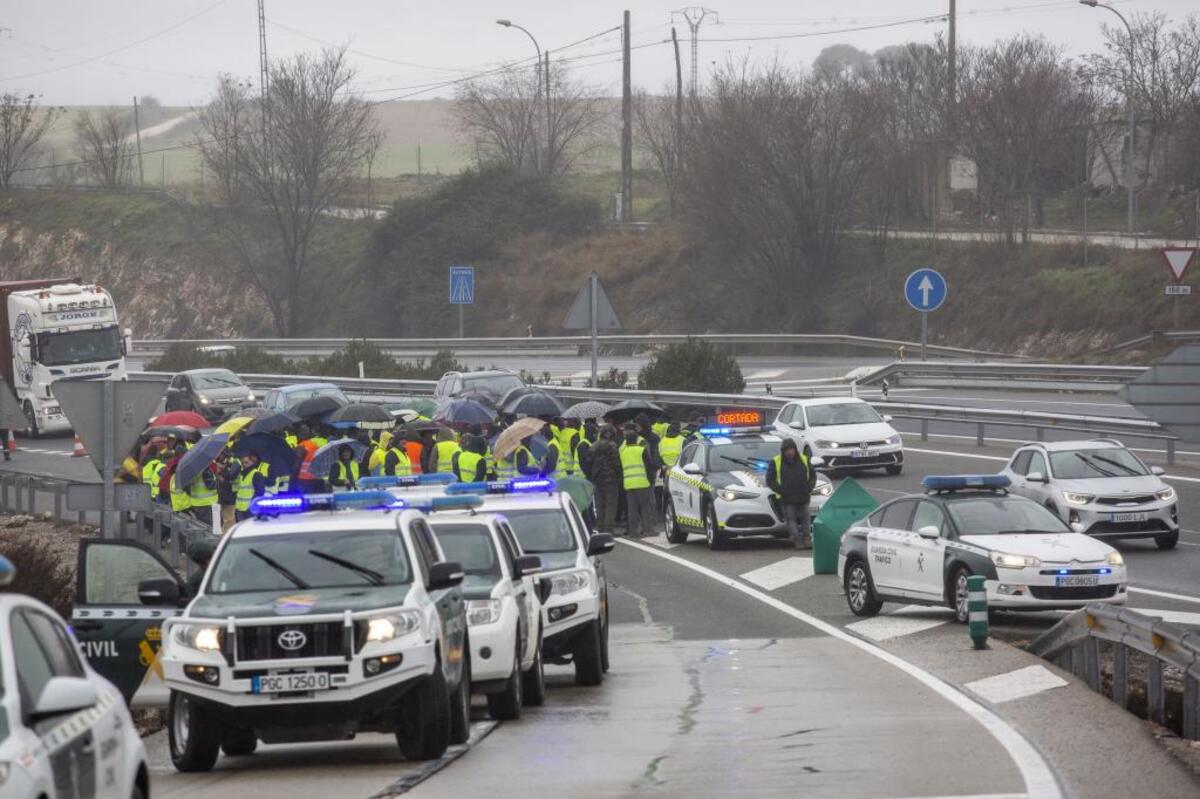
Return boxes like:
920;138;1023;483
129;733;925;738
1080;0;1136;235
497;19;547;174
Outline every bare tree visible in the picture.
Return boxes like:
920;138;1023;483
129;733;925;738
455;61;607;175
634;89;683;216
196;49;381;335
73;107;133;188
0;93;63;189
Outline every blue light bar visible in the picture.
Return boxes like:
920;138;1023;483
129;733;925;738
698;426;731;437
407;495;485;512
249;490;405;516
445;477;559;496
359;472;457;489
250;494;309;514
921;474;1011;492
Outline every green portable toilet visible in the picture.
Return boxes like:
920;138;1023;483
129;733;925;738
811;478;879;574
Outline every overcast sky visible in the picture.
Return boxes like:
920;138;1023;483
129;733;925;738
1;0;1194;106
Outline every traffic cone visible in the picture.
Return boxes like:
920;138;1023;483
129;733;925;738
72;435;87;458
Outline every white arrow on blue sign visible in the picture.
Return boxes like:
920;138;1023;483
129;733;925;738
904;268;947;312
449;266;474;305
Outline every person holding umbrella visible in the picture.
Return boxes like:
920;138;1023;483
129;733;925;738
235;452;271;521
620;423;658;538
217;452;240;530
329;444;361;492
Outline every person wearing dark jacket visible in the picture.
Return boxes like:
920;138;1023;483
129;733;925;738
588;425;622;533
766;438;815;549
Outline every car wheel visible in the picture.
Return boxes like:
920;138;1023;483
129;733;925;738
521;631;546;707
486;640;524;721
572;618;604;687
220;727;257;757
167;691;220;772
664;497;688;544
885;464;902;475
844;560;883;617
396;660;451;760
950;567;972;623
704;503;725;551
449;647;471;745
1155;531;1179;550
22;402;39;439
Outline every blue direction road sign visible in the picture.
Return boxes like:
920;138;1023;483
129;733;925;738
449;266;474;305
904;268;947;312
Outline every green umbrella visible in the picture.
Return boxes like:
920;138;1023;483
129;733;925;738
556;474;594;513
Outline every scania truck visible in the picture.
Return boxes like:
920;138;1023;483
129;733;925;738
0;278;129;436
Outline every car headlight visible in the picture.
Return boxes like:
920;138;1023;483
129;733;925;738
1156;487;1176;502
246;392;256;402
466;599;502;626
366;610;422;642
814;440;838;449
718;488;757;502
549;569;592;596
171;624;222;652
198;395;211;405
1062;491;1094;507
812;482;833;497
989;551;1041;569
1106;551;1125;566
885;434;902;445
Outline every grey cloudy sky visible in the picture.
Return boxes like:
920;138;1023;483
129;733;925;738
0;0;1193;105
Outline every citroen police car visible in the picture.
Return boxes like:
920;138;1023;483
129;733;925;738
367;474;615;687
0;555;151;799
838;475;1128;622
426;511;547;720
130;491;471;772
663;414;833;549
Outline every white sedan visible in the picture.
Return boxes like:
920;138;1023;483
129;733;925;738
772;396;904;474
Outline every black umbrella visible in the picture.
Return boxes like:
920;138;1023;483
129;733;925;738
325;403;393;430
174;433;230;488
503;391;565;418
292;395;346;420
434;399;497;425
499;385;538;409
606;399;665;423
232;433;299;479
456;389;499;408
401;419;443;435
245;411;300;436
233;407;275;419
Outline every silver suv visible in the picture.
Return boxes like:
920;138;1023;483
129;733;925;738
1001;439;1179;549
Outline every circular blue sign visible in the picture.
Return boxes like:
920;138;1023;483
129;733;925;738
904;268;947;312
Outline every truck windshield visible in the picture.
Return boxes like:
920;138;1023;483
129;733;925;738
36;326;122;366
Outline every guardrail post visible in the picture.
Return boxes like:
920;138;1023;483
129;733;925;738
53;486;63;521
976;423;985;447
1113;643;1129;708
1167;440;1176;466
1148;658;1165;725
1184;666;1200;739
1083;637;1101;692
920;419;929;441
1036;427;1045;442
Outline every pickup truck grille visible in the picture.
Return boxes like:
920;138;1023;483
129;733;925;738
236;622;346;661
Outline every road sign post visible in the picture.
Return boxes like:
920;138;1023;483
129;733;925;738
449;266;475;338
1160;248;1195;331
904;268;948;361
564;271;622;387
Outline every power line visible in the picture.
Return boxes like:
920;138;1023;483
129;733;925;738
697;14;948;43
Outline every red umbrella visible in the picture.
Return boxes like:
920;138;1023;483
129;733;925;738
152;410;210;428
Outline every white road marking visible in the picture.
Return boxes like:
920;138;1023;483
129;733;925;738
905;447;1200;484
886;794;1028;799
641;532;679;550
739;557;813;590
847;605;954;641
965;666;1068;704
745;369;786;380
1128;586;1200;605
617;539;1062;799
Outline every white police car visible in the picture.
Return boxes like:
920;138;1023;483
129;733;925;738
135;490;471;772
426;511;547;720
0;554;151;799
838;475;1128;622
663;422;833;549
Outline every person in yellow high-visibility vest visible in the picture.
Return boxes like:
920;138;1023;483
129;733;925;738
430;429;461;475
141;446;167;503
452;435;487;482
385;439;414;477
368;431;393;476
329;444;361;491
619;423;658;537
765;438;815;550
234;454;270;521
186;468;218;522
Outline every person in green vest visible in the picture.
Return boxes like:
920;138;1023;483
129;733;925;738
452;434;487;482
657;422;685;503
496;435;538;480
430;428;462;475
619;423;658;538
765;438;815;550
141;445;167;504
384;437;414;477
187;466;219;523
329;444;360;491
555;418;581;476
234;453;270;521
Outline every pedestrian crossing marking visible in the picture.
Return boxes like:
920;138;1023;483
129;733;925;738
965;665;1067;704
739;557;813;591
846;605;954;641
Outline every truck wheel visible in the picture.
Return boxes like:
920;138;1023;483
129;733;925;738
22;402;39;439
220;727;257;756
167;691;220;772
396;663;451;760
704;504;726;550
664;497;688;544
486;640;524;721
572;619;604;687
449;649;471;745
521;629;546;707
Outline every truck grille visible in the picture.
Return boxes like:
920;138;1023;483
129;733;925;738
236;622;346;661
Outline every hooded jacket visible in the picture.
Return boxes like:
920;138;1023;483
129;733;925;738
766;439;814;504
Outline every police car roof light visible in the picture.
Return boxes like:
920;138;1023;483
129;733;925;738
358;472;456;489
249;490;404;516
445;477;558;496
921;474;1012;492
407;494;485;512
249;494;310;514
698;426;731;437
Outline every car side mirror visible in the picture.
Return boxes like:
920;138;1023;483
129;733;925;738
682;463;702;475
1025;471;1046;483
32;677;97;722
789;421;805;430
917;525;940;539
138;577;181;606
536;577;553;604
882;415;893;423
809;456;825;468
1150;466;1165;476
587;533;615;556
513;554;542;578
428;560;464;590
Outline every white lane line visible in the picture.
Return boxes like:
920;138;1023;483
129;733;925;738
641;532;679;550
905;447;1200;484
739;556;813;590
900;431;1200;461
1128;586;1200;605
886;794;1028;799
847;605;954;641
617;539;1062;799
965;666;1067;705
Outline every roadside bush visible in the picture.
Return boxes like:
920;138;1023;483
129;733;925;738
592;367;628;388
146;343;296;375
0;531;76;618
638;339;744;394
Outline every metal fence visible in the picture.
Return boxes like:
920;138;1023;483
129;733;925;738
1030;604;1200;739
855;361;1147;391
1101;331;1200;355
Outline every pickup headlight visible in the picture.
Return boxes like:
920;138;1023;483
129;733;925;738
718;488;757;502
1062;491;1094;507
548;569;592;596
812;482;833;497
198;395;211;405
814;440;838;449
885;434;902;445
466;599;502;626
989;551;1041;569
172;624;222;652
1156;487;1176;502
1107;551;1125;566
365;610;422;642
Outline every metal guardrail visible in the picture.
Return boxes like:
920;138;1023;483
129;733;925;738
855;361;1146;390
1030;604;1200;739
1100;331;1200;355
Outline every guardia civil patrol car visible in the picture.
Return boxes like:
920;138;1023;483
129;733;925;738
838;475;1128;622
83;491;471;773
663;419;833;550
427;511;547;720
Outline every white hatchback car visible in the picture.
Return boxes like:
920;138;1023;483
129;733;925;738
773;397;904;474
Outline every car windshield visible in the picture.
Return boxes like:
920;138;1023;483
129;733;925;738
430;523;501;578
501;508;578;554
709;441;777;472
1049;448;1148;479
463;374;522;397
191;370;244;390
36;325;122;366
207;529;411;593
946;497;1071;535
286;386;348;404
805;402;882;427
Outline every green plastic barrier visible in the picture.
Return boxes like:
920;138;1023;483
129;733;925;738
811;477;880;574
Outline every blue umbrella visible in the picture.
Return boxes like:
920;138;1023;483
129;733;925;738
232;433;299;480
309;438;369;479
175;432;230;488
245;411;299;436
435;399;497;425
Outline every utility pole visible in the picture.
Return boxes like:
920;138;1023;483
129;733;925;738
544;51;553;172
257;0;270;139
672;7;718;97
621;9;633;223
132;96;145;187
672;25;683;209
947;0;956;131
417;143;422;185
